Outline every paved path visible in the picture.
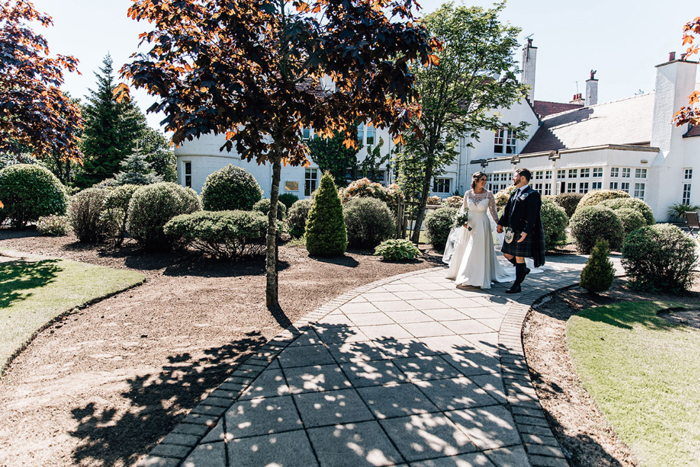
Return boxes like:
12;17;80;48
140;255;622;467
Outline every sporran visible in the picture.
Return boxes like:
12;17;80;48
504;227;515;244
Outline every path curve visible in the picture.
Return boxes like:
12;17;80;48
138;255;621;467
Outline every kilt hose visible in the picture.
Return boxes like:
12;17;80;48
501;231;533;258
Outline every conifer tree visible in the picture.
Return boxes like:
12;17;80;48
75;54;147;187
114;149;161;185
305;173;347;256
580;239;615;293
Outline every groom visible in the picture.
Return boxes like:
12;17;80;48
496;168;546;293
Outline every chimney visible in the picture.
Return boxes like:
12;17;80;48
669;51;676;61
569;93;585;105
586;69;598;106
521;38;537;102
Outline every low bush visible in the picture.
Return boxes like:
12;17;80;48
374;239;421;261
426;195;442;206
68;188;109;243
425;207;458;252
599;197;655;226
164;210;270;259
127;182;202;251
615;208;646;238
305;173;347;256
201;164;262;211
287;198;313;238
554;192;584;218
443;196;463;208
101;184;140;245
0;164;68;228
577;189;630;211
339;178;405;216
37;215;70;236
580;239;615;293
541;197;569;249
344;198;396;249
569;205;624;254
253;198;287;221
622;224;698;293
278;193;299;209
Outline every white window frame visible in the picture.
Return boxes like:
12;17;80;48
620;182;630;193
494;129;516;154
682;184;692;205
433;178;452;194
305;168;318;196
684;168;693;180
609;181;618;190
557;169;566;179
579;182;589;194
545;170;552;180
567;182;576;193
622;167;631;178
184;161;192;188
593;168;603;178
568;169;578;178
580;168;590;178
543;183;552;196
366;124;376;146
634;182;645;200
591;181;602;190
357;124;364;144
610;167;620;178
535;171;543;180
635;168;647;179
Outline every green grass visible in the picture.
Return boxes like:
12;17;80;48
567;301;700;466
0;258;145;374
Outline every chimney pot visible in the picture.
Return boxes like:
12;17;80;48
681;53;687;60
669;51;676;61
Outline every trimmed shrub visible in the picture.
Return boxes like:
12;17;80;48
344;197;396;249
443;195;463;209
102;184;140;245
127;182;202;251
426;195;442;206
554;192;584;218
305;173;347;256
494;185;517;211
287;198;313;238
37;215;70;236
69;188;109;242
615;208;646;238
0;164;68;228
569;205;624;254
201;164;262;211
622;224;698;293
577;189;630;211
164;210;269;259
340;178;405;215
253;198;287;221
279;193;299;209
541;197;569;249
580;239;615;293
599;198;655;226
374;239;421;261
425;207;458;252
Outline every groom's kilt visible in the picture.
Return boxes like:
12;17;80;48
502;231;532;258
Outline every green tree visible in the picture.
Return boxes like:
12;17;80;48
305;173;347;256
396;2;529;243
75;54;148;188
114;149;161;185
140;127;176;182
120;0;437;306
580;239;615;293
361;137;389;183
307;131;360;188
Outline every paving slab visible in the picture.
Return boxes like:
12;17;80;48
308;421;404;467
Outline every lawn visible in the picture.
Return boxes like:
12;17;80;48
0;257;145;374
567;301;700;466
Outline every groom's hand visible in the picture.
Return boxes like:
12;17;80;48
517;232;527;243
496;225;503;234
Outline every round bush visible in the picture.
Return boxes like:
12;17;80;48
201;164;262;211
577;189;630;211
278;193;299;209
599;198;655;226
615;208;646;238
127;182;202;251
622;224;698;293
37;215;70;236
425;207;458;252
541;197;568;249
554;192;584;218
0;164;68;228
569;205;624;254
374;239;421;261
344;198;396;249
340;178;405;216
102;184;140;245
443;196;463;209
494;185;517;211
580;239;615;293
69;188;110;242
253;198;287;221
287;198;313;238
305;173;347;256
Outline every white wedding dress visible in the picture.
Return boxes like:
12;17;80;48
444;190;514;289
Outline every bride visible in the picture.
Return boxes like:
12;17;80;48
444;172;514;289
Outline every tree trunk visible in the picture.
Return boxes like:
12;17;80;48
266;158;282;307
410;162;434;244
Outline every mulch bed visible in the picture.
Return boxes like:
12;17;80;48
0;229;442;467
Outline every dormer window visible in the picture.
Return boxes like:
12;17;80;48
494;129;516;154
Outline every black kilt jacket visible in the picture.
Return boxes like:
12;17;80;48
497;186;546;267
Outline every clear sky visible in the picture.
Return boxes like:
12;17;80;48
31;0;697;132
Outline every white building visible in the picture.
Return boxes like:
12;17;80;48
175;44;699;221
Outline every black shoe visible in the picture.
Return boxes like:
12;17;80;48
524;267;531;276
505;284;522;294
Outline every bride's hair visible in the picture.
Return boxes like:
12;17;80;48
471;171;488;190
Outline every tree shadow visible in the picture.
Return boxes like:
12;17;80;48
310;254;360;268
0;259;62;308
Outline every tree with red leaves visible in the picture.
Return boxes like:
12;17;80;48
673;16;700;127
0;0;82;162
119;0;439;307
